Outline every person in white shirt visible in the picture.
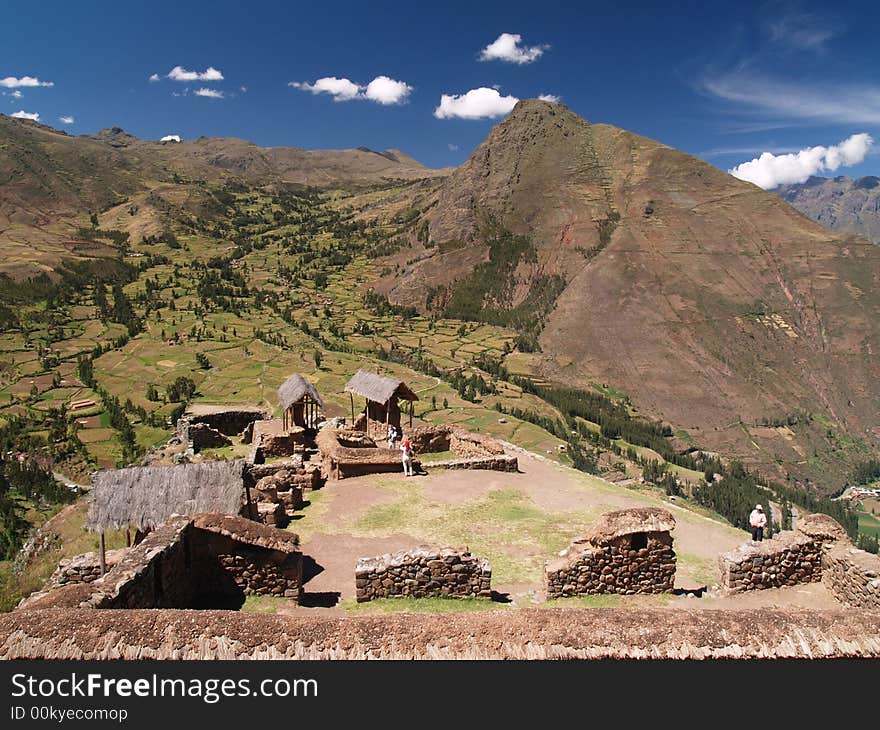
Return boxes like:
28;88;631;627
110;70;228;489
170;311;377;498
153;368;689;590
400;439;414;477
387;425;398;449
749;504;767;541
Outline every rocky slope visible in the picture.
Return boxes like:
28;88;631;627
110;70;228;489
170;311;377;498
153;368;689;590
384;100;880;488
776;175;880;244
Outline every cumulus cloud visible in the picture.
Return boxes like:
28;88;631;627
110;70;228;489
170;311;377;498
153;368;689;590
10;110;39;121
434;87;519;120
160;134;181;143
166;65;224;82
58;115;74;124
538;93;561;103
194;88;224;98
0;76;53;88
290;76;361;101
479;33;548;64
2;90;24;98
729;133;874;189
290;75;412;105
364;76;412;105
149;73;160;82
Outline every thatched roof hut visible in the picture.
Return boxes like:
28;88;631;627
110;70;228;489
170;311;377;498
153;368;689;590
278;374;323;430
344;370;419;434
86;460;247;534
344;370;418;404
278;374;324;412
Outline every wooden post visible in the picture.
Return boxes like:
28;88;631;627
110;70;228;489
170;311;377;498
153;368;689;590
349;393;355;422
409;399;413;428
98;532;107;576
125;529;131;548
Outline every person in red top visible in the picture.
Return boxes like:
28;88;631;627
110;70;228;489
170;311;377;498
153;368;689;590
749;504;767;541
400;439;414;477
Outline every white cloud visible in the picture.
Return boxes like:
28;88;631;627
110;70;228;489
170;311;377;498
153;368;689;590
448;143;459;151
160;134;182;143
166;65;224;82
729;133;874;189
149;73;160;82
194;88;224;98
364;76;412;105
434;87;519;120
0;76;53;88
700;73;880;126
1;90;23;99
10;110;39;121
290;75;412;105
538;93;561;103
479;33;548;64
763;9;844;51
59;115;74;124
290;76;362;102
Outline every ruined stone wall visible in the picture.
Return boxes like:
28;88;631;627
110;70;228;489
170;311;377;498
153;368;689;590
408;424;505;459
355;547;491;602
717;514;853;593
25;515;304;610
545;532;676;598
50;549;126;587
822;544;880;609
428;455;518;472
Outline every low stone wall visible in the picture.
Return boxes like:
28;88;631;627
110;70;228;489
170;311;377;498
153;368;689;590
408;424;505;459
427;455;518;472
355;547;492;602
50;549;126;587
545;508;677;598
719;514;848;592
822;544;880;609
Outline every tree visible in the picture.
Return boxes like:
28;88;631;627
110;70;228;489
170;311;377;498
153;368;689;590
196;353;211;369
313;349;322;369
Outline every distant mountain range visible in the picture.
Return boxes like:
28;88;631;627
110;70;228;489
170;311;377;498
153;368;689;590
776;175;880;244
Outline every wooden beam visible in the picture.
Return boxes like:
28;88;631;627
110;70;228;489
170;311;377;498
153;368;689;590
98;532;107;576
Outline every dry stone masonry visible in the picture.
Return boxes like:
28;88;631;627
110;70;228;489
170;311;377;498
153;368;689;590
355;546;492;602
822;543;880;609
719;514;848;592
545;508;676;598
20;513;304;610
50;549;126;587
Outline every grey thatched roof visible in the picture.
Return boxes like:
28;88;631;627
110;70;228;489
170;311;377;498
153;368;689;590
278;373;324;411
344;369;419;404
86;460;247;533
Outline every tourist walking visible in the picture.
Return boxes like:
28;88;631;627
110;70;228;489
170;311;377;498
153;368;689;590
749;504;767;541
401;439;414;477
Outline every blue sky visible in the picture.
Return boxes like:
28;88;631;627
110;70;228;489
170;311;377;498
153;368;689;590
2;0;879;185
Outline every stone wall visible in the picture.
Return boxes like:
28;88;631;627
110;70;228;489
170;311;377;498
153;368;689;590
21;514;304;610
427;455;518;472
50;549;126;587
718;514;848;592
355;547;492;602
822;544;880;609
408;424;506;459
545;508;677;598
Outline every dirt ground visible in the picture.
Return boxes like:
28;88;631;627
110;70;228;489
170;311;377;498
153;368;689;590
287;451;837;612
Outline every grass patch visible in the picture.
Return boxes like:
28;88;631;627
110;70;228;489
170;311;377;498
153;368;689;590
240;595;295;614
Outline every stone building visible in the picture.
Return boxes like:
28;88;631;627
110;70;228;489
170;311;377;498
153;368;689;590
545;507;677;598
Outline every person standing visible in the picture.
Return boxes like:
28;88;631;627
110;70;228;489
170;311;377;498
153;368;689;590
401;439;414;477
387;424;398;449
749;504;767;541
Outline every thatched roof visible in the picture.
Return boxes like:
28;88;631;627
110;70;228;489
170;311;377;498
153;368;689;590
278;373;324;411
583;507;675;546
86;461;247;533
344;369;419;404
